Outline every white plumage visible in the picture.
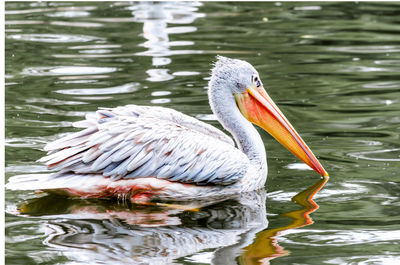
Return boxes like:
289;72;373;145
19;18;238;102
6;103;255;201
41;105;249;185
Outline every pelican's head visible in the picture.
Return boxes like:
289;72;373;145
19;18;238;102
209;56;328;177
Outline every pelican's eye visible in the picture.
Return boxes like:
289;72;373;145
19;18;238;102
253;75;261;88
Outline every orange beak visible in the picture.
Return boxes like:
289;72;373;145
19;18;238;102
235;84;328;177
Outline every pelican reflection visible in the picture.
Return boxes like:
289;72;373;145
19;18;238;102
11;177;328;265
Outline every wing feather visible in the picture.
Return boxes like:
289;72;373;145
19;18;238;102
41;105;249;186
82;146;102;163
43;127;96;151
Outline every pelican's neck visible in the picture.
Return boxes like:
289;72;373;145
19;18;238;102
208;86;267;168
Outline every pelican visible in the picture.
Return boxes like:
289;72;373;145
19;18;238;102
6;56;328;203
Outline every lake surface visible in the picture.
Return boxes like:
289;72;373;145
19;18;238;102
4;1;400;264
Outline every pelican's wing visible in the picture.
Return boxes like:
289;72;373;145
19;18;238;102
98;105;235;146
39;105;249;186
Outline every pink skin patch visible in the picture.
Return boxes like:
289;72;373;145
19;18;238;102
45;177;198;203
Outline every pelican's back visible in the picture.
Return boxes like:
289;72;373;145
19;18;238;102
7;105;249;194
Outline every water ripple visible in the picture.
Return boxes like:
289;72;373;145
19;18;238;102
286;163;313;171
151;91;171;97
280;229;400;246
21;66;118;76
50;21;103;28
6;20;44;25
55;82;140;95
150;98;171;104
362;81;400;89
9;104;89;118
5;6;96;15
294;6;322;11
173;71;200;76
52;53;136;59
328;45;400;54
68;44;121;50
348;148;400;162
46;11;91;17
326;256;400;265
7;33;101;43
5;164;47;173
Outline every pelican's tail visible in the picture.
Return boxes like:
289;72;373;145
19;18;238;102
6;173;66;191
5;173;146;201
5;173;108;192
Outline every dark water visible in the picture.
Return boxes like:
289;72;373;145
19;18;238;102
5;1;400;264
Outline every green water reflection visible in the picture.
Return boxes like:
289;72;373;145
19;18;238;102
5;1;400;264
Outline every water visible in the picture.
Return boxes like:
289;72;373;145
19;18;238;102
5;1;400;264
